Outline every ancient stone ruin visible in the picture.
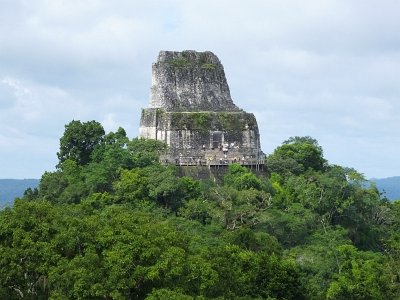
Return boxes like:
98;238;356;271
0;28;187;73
139;50;264;168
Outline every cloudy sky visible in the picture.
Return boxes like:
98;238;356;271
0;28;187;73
1;0;399;179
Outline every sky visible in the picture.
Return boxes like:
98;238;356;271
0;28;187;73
1;0;399;179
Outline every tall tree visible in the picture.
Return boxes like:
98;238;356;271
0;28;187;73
267;136;326;175
57;120;105;167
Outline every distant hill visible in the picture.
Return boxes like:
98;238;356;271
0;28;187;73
370;176;400;201
1;176;398;206
0;179;40;208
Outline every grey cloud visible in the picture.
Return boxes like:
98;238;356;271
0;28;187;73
1;0;399;178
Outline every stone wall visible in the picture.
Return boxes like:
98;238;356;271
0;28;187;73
139;50;264;167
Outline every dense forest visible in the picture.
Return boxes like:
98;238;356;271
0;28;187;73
0;120;399;299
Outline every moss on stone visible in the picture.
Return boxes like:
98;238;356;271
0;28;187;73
169;111;256;132
201;63;217;70
193;112;213;129
168;58;191;68
167;51;217;71
156;108;165;118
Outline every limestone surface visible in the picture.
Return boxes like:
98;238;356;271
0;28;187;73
140;50;264;167
150;50;239;111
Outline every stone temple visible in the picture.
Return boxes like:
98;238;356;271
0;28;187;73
139;50;264;168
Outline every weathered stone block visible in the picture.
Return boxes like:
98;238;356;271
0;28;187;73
150;50;238;111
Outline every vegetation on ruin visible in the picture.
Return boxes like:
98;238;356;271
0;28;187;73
170;111;255;132
168;58;191;68
201;63;217;70
0;121;399;299
168;52;217;71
